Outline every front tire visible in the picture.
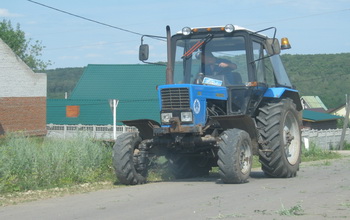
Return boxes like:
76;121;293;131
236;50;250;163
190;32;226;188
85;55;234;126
218;129;253;184
112;132;148;185
256;98;301;178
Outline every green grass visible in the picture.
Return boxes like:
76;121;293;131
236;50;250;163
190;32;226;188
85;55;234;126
278;202;304;216
301;143;342;162
0;133;114;194
343;142;350;150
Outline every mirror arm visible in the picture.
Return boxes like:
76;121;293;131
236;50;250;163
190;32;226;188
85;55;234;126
139;34;166;65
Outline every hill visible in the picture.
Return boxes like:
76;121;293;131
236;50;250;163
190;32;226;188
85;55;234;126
44;53;350;108
282;53;350;109
45;67;84;99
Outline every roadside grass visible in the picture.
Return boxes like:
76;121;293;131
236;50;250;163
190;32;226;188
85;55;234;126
277;202;304;216
343;142;350;150
0;133;115;195
301;143;342;162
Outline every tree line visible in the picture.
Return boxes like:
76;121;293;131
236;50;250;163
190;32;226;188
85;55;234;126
44;53;350;109
283;53;350;109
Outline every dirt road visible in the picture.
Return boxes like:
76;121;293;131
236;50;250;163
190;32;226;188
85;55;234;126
1;157;349;220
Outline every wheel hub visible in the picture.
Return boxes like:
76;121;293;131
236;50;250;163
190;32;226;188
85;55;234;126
283;111;300;165
240;143;251;174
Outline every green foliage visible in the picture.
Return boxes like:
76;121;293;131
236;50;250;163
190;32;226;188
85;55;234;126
337;118;350;129
282;53;350;108
0;134;114;194
44;53;350;108
0;19;51;71
301;143;341;162
343;141;350;150
278;202;304;216
44;67;84;98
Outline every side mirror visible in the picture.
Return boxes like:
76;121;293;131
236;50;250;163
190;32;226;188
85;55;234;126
265;38;281;55
139;44;149;61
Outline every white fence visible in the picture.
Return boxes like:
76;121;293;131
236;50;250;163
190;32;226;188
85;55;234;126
46;124;350;149
46;124;137;140
302;128;350;150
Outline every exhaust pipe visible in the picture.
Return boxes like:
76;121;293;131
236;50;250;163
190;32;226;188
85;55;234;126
166;25;173;84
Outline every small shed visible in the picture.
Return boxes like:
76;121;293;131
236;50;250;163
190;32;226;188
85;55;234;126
302;110;343;130
328;104;349;119
301;96;328;111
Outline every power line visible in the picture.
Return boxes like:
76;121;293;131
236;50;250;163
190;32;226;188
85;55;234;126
44;39;138;51
27;0;145;37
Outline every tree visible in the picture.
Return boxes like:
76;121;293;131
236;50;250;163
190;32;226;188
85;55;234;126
0;19;51;71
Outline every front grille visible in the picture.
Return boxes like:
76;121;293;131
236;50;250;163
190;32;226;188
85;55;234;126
161;88;190;109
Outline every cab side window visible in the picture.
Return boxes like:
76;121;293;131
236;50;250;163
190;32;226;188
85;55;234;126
253;41;276;87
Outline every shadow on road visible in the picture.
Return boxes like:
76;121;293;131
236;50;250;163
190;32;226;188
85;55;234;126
158;170;268;184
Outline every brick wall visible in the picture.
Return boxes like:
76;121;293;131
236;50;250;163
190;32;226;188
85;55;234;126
0;97;47;136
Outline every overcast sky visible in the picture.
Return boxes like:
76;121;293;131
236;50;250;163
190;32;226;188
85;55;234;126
1;0;349;69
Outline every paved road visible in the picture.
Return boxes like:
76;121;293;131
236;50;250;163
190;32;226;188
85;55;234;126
1;157;349;220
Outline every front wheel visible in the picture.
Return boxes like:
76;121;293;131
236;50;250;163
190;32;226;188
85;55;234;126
112;132;148;185
217;129;253;184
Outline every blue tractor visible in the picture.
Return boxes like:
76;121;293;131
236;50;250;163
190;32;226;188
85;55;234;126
112;25;302;185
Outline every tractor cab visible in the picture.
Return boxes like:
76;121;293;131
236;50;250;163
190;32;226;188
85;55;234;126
140;25;296;129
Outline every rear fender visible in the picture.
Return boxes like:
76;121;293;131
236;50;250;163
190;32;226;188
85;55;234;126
122;119;160;140
264;88;302;111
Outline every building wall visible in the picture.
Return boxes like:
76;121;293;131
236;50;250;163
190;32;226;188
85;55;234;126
0;38;47;136
333;107;346;117
0;97;46;135
302;120;338;130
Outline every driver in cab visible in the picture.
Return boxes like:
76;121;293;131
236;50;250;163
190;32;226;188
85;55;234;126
202;52;237;75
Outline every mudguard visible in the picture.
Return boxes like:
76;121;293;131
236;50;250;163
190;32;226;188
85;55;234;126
210;114;259;151
264;87;302;111
122;119;160;140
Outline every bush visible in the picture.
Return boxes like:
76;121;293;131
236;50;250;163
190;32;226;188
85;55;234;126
343;141;350;150
301;143;341;162
0;134;114;193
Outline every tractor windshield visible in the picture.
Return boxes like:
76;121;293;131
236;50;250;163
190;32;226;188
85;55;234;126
173;36;249;86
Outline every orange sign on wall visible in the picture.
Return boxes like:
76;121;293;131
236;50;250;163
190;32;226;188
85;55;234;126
66;105;80;118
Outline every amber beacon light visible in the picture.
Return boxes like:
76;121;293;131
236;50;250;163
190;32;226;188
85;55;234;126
281;37;291;49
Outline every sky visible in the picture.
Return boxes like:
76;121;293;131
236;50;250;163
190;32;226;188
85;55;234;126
1;0;349;69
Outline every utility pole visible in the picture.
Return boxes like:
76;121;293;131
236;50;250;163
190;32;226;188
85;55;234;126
339;94;350;150
109;99;119;140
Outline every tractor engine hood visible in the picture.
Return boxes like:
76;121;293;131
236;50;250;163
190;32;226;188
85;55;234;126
158;84;228;128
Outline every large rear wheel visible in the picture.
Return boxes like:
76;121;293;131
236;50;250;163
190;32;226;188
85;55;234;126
217;129;253;183
256;98;301;178
112;132;148;185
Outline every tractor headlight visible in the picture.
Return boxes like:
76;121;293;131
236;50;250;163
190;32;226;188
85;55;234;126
161;113;173;123
181;112;193;122
182;27;192;36
224;24;235;33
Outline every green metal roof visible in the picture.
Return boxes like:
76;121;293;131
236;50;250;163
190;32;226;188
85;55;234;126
71;64;165;100
47;64;166;125
303;109;343;122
